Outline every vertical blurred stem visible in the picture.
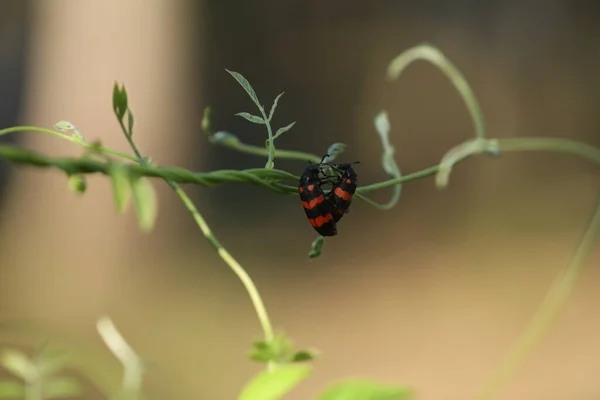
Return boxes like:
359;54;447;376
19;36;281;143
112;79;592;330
477;194;600;399
24;374;42;400
166;182;275;367
117;92;276;370
386;44;600;398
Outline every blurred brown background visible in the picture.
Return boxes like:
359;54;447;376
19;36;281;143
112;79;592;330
0;1;599;399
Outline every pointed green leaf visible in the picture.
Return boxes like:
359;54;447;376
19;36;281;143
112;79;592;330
264;121;296;148
318;380;412;400
249;341;271;363
238;365;312;400
225;69;262;110
0;380;24;398
268;92;284;121
236;112;265;124
109;164;131;214
202;107;212;134
291;349;319;363
112;82;128;120
43;377;84;399
273;121;296;140
127;109;135;137
323;143;347;163
1;350;32;380
130;176;158;232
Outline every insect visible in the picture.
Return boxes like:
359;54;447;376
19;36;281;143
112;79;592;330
298;155;359;236
327;162;359;221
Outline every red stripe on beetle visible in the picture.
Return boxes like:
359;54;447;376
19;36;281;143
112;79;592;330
333;187;353;201
302;194;325;210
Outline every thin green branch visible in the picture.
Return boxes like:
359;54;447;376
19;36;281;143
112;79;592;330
387;43;487;140
97;317;144;400
0;126;138;162
2;136;600;198
356;43;489;211
169;181;274;346
209;132;322;163
0;144;296;193
435;137;600;189
224;69;277;169
360;111;403;210
113;100;278;372
258;107;276;169
119;120;144;161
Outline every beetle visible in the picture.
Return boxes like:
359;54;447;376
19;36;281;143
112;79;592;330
327;162;358;220
298;155;359;235
298;159;339;236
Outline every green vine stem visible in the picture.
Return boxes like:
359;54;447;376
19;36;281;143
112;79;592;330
97;317;145;399
166;180;276;352
210;131;322;163
113;81;280;374
387;42;487;140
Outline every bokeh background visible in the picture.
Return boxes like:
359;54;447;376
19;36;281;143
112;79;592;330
1;1;600;399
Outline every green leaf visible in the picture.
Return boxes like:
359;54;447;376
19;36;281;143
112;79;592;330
130;176;158;232
273;121;296;140
238;365;312;400
291;349;319;363
67;174;87;194
127;109;135;137
1;350;32;380
249;333;293;364
308;236;325;259
373;110;402;208
210;131;241;146
318;380;412;400
109;164;131;214
201;107;212;134
249;341;271;363
236;112;265;124
226;69;262;111
54;120;76;132
323;143;347;163
0;380;24;398
374;111;397;176
112;82;128;121
43;377;84;399
263;121;296;149
268;92;284;121
54;120;84;140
